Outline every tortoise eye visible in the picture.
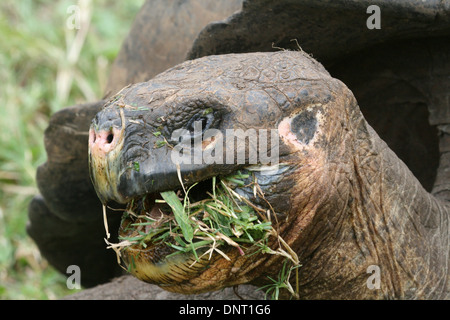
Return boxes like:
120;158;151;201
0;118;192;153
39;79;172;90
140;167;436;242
186;113;214;137
290;110;317;145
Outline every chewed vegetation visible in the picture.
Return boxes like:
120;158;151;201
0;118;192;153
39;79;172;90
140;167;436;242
105;170;301;299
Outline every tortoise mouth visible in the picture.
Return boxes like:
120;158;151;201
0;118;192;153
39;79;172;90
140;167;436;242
115;169;277;285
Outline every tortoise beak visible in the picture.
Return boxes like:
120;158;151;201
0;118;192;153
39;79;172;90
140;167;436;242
88;125;127;204
88;111;240;204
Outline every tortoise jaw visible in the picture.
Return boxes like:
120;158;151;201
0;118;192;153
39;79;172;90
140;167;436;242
120;231;215;285
124;250;212;285
115;166;289;287
119;209;213;284
117;177;228;284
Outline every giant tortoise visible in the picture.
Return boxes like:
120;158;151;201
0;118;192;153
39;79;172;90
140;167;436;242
27;0;450;299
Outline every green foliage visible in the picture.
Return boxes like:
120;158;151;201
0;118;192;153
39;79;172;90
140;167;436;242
118;172;300;300
0;0;145;299
258;259;301;300
160;190;194;243
120;174;273;262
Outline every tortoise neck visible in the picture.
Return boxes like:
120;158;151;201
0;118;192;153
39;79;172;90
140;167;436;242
432;126;450;202
346;122;449;299
295;117;449;299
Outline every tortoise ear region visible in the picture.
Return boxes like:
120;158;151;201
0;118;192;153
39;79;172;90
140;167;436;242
290;109;318;145
278;107;320;148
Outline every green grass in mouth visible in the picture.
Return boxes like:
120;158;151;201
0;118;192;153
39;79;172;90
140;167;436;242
108;171;301;299
117;171;273;261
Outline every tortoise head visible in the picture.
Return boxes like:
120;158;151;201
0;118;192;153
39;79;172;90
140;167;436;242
88;51;355;293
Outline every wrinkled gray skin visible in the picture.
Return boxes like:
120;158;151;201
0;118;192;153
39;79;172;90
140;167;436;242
89;51;450;299
27;0;450;299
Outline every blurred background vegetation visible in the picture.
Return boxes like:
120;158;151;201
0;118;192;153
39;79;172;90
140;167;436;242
0;0;145;299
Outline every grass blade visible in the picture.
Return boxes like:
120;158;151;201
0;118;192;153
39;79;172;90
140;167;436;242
160;190;193;243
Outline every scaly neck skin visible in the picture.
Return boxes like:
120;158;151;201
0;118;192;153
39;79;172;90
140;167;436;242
296;118;449;299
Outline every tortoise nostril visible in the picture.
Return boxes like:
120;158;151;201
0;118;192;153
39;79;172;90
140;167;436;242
106;133;114;144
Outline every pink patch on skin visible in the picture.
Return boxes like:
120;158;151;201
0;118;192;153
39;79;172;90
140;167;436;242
89;127;122;157
278;117;303;149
